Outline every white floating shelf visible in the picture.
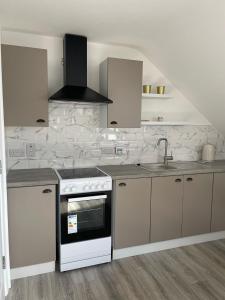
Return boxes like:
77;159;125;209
142;93;172;99
141;121;204;126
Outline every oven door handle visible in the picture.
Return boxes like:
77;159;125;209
68;195;107;202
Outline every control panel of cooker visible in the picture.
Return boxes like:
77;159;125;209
60;177;112;195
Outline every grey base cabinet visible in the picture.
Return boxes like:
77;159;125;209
211;173;225;232
112;171;224;251
182;174;213;237
151;176;183;242
8;185;56;268
114;178;151;249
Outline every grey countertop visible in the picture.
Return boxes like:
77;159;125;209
7;160;225;187
99;164;151;178
7;168;59;188
98;161;225;180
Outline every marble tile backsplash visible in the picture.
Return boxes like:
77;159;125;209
5;103;225;170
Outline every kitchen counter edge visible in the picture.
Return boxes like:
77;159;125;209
98;163;225;180
7;168;59;188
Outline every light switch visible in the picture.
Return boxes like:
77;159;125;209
26;143;36;158
115;146;126;156
101;147;115;155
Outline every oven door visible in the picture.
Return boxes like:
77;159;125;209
61;191;111;244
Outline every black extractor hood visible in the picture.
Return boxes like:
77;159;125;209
49;34;113;103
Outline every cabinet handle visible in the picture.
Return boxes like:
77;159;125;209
110;121;118;125
36;119;46;123
175;178;182;183
119;182;126;187
186;177;193;182
42;189;52;193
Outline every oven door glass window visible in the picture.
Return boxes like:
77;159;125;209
68;197;105;234
61;192;111;244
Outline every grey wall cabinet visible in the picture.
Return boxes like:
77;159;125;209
8;185;56;268
1;44;48;127
100;57;143;128
151;176;183;242
211;173;225;232
182;174;213;237
114;178;151;249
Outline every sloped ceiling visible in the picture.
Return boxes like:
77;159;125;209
1;0;225;133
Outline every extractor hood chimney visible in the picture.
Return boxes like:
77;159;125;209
49;34;113;103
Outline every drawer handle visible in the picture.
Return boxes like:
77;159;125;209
110;121;118;125
42;189;52;193
186;177;193;182
119;182;126;187
36;119;46;123
175;178;182;183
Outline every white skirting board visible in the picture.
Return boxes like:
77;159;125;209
113;231;225;260
11;261;55;280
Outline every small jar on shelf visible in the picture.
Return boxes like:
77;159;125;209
143;85;152;94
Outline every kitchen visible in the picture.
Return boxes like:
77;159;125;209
1;1;225;299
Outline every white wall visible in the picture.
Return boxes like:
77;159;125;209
2;30;209;125
136;1;225;133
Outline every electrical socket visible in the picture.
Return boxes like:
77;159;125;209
115;146;126;156
26;143;36;158
101;147;115;155
8;148;25;158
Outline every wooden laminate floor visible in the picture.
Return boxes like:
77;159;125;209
7;239;225;300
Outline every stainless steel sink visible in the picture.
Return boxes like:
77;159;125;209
140;161;204;172
141;163;177;171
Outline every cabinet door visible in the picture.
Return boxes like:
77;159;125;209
182;174;213;237
1;44;48;126
114;178;151;249
8;185;56;268
107;58;143;128
151;176;183;242
211;173;225;232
